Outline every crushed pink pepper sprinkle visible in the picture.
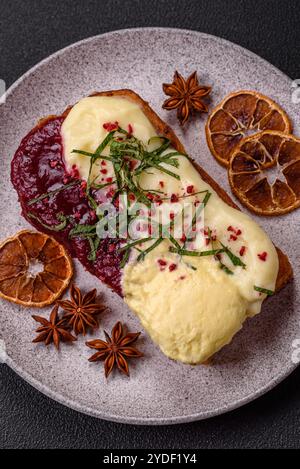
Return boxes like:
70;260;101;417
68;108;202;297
239;246;246;256
169;263;177;272
100;168;108;175
103;121;118;132
158;259;167;267
70;165;80;179
106;188;115;198
258;252;267;261
179;275;186;280
227;226;242;236
186;185;194;194
101;160;106;166
229;234;238;241
106;177;113;183
159;181;164;188
171;193;179;203
146;192;155;201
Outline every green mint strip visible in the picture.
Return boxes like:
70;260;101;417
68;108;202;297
169;247;224;257
254;285;274;296
119;237;154;252
221;243;246;268
137;238;164;262
27;180;80;206
28;212;68;232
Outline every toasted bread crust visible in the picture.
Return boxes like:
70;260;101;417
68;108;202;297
38;89;292;293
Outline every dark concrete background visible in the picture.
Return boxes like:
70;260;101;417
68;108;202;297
0;0;300;449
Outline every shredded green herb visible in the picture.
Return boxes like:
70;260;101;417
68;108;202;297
254;285;274;296
87;237;101;262
137;238;164;262
72;127;183;215
169;247;224;257
69;224;96;238
27;212;68;232
27;180;80;206
220;243;246;268
119;237;154;252
206;227;234;275
219;262;234;275
119;248;130;269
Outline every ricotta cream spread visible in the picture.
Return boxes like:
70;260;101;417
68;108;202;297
62;96;279;364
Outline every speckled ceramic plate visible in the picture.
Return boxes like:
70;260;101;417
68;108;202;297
0;28;299;425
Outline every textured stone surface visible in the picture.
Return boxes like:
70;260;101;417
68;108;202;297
1;0;300;449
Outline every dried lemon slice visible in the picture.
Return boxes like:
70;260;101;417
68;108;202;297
228;131;300;216
206;90;292;166
0;230;73;307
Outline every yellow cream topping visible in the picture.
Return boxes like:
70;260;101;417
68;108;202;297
61;95;279;364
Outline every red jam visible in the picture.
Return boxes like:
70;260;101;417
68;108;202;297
11;116;123;296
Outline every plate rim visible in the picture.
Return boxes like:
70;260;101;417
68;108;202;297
1;27;298;425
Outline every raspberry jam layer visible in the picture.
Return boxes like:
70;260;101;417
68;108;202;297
11;116;123;296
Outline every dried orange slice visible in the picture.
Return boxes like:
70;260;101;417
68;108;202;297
0;230;73;307
228;131;300;216
206;90;292;166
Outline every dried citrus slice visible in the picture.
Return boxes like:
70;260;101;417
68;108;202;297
0;230;73;307
206;90;292;166
228;130;300;216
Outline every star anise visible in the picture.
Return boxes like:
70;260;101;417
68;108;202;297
57;284;106;336
86;321;143;378
32;304;77;349
162;71;211;125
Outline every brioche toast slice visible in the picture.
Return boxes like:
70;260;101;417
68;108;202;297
72;89;292;292
15;89;293;293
